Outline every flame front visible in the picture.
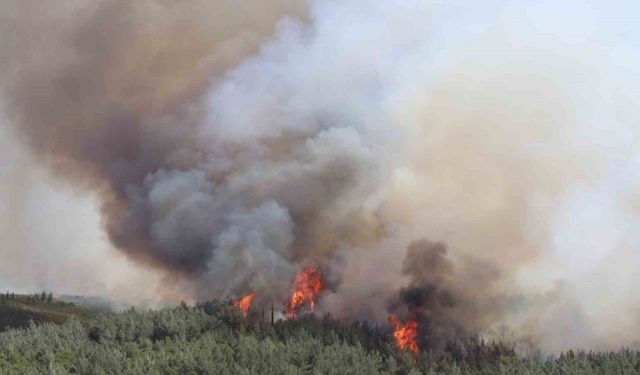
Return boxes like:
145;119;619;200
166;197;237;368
388;315;419;353
234;292;256;317
286;267;323;317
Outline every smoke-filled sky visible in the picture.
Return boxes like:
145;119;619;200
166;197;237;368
1;0;640;352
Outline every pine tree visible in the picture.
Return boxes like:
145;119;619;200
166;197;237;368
40;291;46;302
47;292;53;303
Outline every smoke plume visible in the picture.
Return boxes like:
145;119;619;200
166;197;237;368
2;0;640;352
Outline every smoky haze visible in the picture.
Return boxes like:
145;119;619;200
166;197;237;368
2;0;640;353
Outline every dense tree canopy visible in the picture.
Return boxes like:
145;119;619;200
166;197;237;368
0;302;639;374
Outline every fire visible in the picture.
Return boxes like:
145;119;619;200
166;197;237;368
233;292;256;317
286;267;323;317
388;315;419;353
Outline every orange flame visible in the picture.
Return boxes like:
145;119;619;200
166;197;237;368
233;292;256;317
286;267;323;318
388;315;419;353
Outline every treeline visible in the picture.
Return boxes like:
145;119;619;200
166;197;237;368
0;291;53;304
0;301;639;374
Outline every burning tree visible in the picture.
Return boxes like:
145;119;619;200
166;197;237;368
388;315;419;353
233;292;256;317
286;267;324;318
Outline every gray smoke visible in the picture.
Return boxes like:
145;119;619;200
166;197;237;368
384;239;510;352
2;0;640;352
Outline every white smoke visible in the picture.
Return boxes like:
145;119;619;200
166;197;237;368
199;0;640;351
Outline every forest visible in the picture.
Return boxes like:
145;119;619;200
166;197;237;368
0;296;639;374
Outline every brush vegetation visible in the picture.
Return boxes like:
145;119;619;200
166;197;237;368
0;299;638;374
0;293;98;331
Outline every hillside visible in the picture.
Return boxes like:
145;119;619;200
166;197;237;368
0;294;99;331
0;301;639;374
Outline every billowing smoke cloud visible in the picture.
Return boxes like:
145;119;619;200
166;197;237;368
0;0;310;300
2;0;640;352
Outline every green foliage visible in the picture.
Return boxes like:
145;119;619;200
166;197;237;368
0;301;638;374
